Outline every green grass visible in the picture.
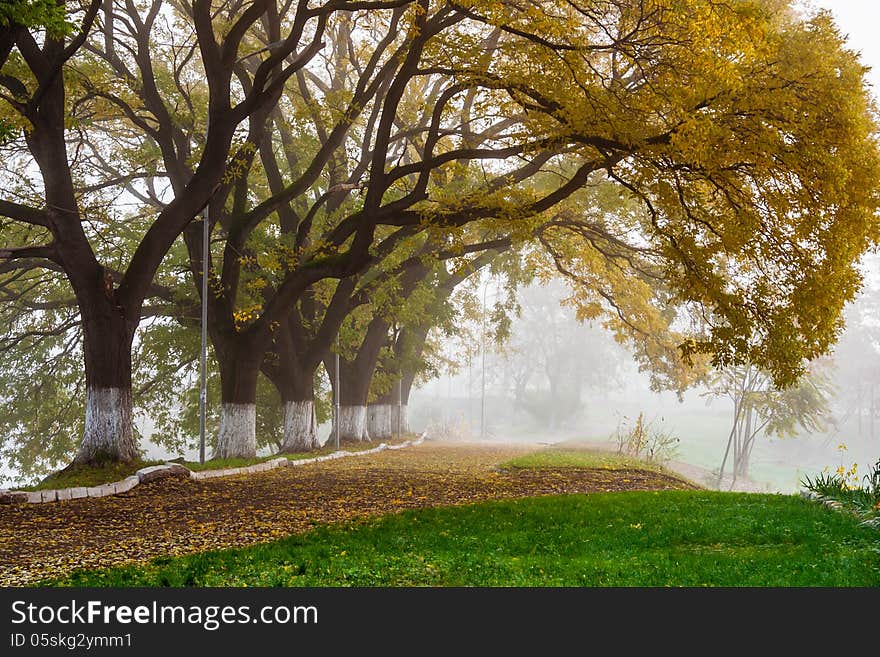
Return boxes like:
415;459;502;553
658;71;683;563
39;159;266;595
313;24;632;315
500;444;701;487
45;491;880;587
21;460;165;491
501;446;667;472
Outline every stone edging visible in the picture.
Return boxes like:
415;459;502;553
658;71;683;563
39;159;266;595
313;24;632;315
1;434;426;505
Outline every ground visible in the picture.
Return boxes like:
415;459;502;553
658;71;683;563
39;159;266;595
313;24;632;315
0;442;694;586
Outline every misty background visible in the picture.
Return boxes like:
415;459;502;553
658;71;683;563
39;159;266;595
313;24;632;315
106;253;878;495
405;257;880;493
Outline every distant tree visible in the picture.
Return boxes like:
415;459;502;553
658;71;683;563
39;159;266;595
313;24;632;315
497;281;624;430
705;362;835;486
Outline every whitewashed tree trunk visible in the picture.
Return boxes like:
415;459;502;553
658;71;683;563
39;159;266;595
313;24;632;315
367;404;393;441
214;403;257;458
280;400;319;453
75;387;138;463
336;405;370;443
398;404;410;434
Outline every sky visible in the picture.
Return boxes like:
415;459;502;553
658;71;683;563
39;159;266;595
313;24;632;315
809;1;880;94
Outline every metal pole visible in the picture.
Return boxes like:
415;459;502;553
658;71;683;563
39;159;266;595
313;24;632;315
335;339;340;450
480;280;487;439
397;377;402;439
468;355;472;431
199;201;209;464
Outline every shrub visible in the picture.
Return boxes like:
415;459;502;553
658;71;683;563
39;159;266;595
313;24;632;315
613;412;680;465
802;457;880;528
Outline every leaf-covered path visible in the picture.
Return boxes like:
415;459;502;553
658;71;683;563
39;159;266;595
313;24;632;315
0;442;695;586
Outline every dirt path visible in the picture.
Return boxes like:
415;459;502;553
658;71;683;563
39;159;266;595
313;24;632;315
0;442;695;586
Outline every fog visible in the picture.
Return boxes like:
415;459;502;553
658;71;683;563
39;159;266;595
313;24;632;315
407;262;880;494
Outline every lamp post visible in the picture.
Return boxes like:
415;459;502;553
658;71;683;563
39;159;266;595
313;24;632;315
198;114;210;464
198;205;209;464
335;339;340;450
480;279;488;439
394;323;402;439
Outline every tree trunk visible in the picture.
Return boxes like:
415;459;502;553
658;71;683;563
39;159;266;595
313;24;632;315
399;405;410;434
214;340;261;458
367;403;394;440
281;400;319;452
216;403;256;459
260;314;323;453
74;334;139;464
394;327;426;436
22;64;142;466
335;405;369;443
325;317;389;443
74;286;139;464
736;407;753;479
371;377;410;438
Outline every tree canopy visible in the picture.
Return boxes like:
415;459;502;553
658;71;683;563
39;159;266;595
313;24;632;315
0;0;878;472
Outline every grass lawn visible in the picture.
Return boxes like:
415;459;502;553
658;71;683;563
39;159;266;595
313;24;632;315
19;460;166;491
45;491;880;587
501;446;670;472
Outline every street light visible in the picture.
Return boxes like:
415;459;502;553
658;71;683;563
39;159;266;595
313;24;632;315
335;337;340;450
394;323;402;439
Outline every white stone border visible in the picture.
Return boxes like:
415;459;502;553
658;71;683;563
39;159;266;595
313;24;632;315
0;434;426;505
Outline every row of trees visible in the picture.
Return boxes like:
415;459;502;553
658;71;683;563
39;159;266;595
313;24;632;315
1;0;878;478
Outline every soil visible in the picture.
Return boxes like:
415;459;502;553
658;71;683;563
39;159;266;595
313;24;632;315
0;442;697;586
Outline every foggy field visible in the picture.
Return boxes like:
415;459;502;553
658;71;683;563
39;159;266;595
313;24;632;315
45;491;880;587
398;274;880;499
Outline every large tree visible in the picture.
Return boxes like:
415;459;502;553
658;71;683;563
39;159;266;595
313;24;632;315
0;0;379;464
1;0;878;468
208;0;880;456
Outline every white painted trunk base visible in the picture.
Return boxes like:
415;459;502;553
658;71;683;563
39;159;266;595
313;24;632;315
76;387;138;463
367;404;394;440
280;400;319;453
335;405;369;442
214;403;257;458
399;404;410;434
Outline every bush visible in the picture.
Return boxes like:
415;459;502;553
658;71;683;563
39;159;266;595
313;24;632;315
613;412;680;465
802;458;880;528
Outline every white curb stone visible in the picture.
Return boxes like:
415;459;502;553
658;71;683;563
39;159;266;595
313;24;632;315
136;464;190;483
115;476;139;494
11;433;428;503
